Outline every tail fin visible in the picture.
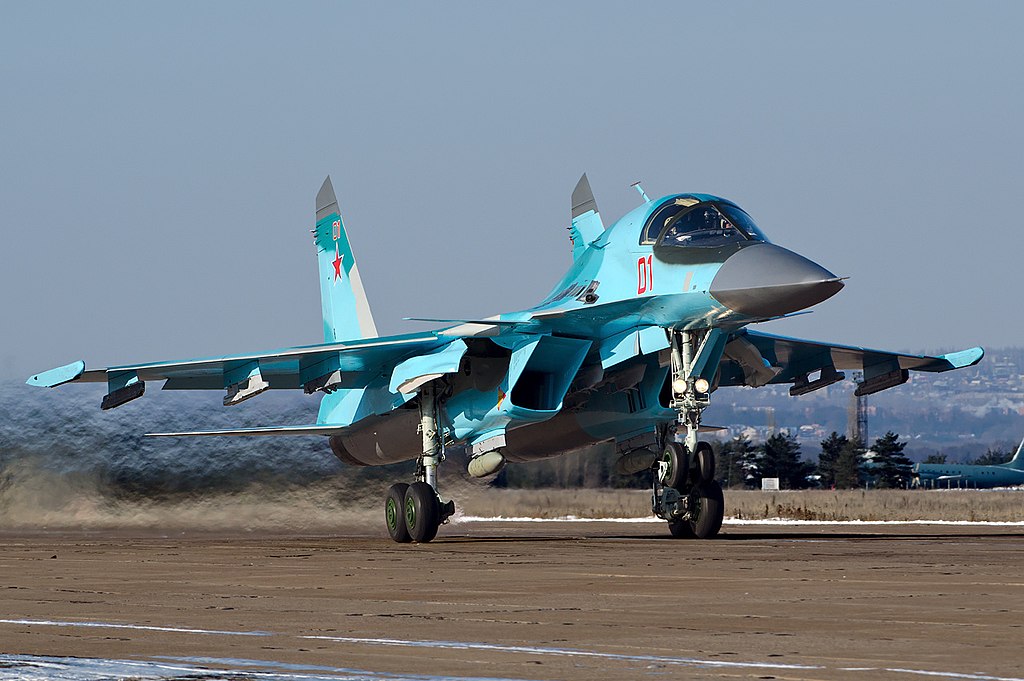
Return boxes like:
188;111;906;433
569;173;604;262
313;176;378;342
1007;436;1024;471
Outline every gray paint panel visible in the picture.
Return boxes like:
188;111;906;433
709;243;843;317
316;175;340;222
571;173;598;219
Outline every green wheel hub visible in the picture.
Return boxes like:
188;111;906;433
385;482;412;544
386;498;399;531
405;496;417;528
661;442;688;489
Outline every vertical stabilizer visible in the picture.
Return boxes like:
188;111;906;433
314;176;378;342
1007;436;1024;471
569;173;604;262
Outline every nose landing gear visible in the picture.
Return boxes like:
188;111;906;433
652;329;726;539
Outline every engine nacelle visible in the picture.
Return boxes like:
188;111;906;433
500;410;610;463
328;409;421;466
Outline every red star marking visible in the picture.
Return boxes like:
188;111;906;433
332;244;344;282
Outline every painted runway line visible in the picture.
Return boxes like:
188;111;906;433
455;515;1024;526
303;635;1024;680
302;635;821;671
0;618;270;637
5;618;1023;681
0;653;531;681
884;669;1024;681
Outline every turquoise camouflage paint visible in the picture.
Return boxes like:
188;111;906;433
314;208;361;343
27;176;985;471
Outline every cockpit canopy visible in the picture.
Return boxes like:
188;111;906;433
640;196;769;248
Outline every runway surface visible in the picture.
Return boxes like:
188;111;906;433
1;521;1022;680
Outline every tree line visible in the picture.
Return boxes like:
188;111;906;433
716;432;1021;490
715;430;913;489
487;431;1022;490
495;431;927;490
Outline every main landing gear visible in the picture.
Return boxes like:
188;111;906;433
385;383;455;543
651;329;725;539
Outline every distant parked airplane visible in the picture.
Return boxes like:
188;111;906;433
912;438;1024;488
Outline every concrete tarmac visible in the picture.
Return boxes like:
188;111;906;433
1;521;1022;680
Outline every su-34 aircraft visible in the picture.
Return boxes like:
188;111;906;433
28;174;984;542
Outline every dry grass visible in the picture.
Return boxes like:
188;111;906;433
457;488;652;519
457;488;1024;523
726;489;1024;522
2;457;1021;531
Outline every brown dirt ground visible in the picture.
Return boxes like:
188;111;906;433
1;522;1022;680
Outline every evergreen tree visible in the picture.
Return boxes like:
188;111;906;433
834;437;865;489
744;444;763;483
818;431;848;488
716;436;754;489
760;432;814;489
923;453;947;464
739;441;762;487
971;447;1011;465
871;431;913;488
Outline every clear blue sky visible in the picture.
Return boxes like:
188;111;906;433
2;1;1021;379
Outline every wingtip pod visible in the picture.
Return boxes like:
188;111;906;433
939;346;985;370
26;360;86;388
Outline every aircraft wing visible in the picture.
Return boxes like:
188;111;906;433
718;329;984;396
27;332;449;409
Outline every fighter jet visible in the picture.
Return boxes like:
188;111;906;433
912;438;1024;489
27;174;984;542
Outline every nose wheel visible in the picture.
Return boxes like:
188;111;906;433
652;329;726;539
667;480;724;539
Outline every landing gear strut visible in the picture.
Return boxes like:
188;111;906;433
384;383;455;543
652;329;725;539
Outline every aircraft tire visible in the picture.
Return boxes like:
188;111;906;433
690;480;724;539
668;519;696;538
404;482;440;543
385;482;412;543
693;441;716;484
661;442;689;490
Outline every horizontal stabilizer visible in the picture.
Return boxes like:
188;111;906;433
146;424;344;438
404;317;527;326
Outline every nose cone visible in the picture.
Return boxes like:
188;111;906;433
710;243;844;318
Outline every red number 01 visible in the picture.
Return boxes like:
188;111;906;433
637;255;653;294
